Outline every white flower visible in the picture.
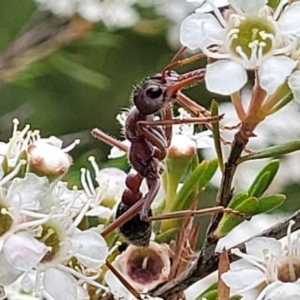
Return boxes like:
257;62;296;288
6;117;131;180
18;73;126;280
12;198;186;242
222;221;300;300
34;0;139;28
202;96;300;191
31;214;109;299
180;0;300;95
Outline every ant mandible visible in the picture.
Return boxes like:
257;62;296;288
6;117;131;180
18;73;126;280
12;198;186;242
92;48;225;246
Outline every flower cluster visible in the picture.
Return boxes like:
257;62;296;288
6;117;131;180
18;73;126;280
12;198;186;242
181;0;300;98
0;120;109;299
222;221;300;299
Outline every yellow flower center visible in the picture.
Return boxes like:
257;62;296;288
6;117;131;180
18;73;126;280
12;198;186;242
277;258;300;282
229;17;275;67
37;225;60;263
0;205;13;237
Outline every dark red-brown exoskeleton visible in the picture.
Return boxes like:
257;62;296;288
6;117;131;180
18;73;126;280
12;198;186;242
92;49;237;246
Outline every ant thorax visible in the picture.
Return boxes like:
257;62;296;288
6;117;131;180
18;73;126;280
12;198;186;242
125;106;155;141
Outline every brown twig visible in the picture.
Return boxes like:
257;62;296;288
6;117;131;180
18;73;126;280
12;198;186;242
153;209;300;298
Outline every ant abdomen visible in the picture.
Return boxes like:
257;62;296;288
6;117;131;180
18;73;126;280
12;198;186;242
116;202;153;247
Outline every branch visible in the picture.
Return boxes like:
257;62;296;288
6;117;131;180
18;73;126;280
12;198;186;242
153;209;300;298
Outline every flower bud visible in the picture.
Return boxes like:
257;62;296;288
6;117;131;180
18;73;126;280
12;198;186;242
28;141;72;180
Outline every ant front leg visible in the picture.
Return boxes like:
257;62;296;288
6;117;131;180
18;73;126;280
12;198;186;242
162;52;206;75
137;114;224;135
91;128;129;154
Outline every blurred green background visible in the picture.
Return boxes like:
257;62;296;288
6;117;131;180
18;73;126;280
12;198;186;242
0;0;211;180
0;0;299;222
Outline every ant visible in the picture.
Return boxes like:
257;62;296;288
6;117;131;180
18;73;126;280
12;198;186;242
92;48;244;246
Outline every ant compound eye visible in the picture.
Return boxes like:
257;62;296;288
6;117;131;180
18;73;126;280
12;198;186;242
145;85;163;99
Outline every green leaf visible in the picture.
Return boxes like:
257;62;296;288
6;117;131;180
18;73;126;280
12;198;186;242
267;0;281;9
216;197;259;238
228;192;249;209
170;160;208;212
268;92;293;115
248;171;270;198
161;160;217;232
195;283;218;300
210;100;224;172
238;141;300;163
255;194;286;214
197;159;218;191
248;160;279;197
230;296;242;300
155;228;179;244
53;55;110;90
195;289;218;300
164;153;199;214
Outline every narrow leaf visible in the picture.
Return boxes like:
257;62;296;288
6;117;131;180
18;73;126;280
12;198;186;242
171;160;208;212
195;289;218;300
248;171;270;198
248;160;280;197
238;141;300;163
228;192;249;209
255;194;286;214
155;228;179;244
198;159;218;190
195;283;218;300
216;197;258;238
53;55;110;89
211;100;224;172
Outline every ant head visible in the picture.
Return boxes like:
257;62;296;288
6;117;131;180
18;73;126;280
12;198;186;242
133;71;180;115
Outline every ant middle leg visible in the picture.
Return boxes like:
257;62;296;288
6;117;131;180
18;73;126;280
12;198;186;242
148;206;249;222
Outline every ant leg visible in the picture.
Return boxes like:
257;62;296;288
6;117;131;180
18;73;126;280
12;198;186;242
106;260;142;300
162;52;206;74
161;104;173;147
138;114;223;130
140;177;160;221
176;91;209;117
177;91;241;131
175;92;254;152
91;128;129;154
148;206;249;221
166;68;206;96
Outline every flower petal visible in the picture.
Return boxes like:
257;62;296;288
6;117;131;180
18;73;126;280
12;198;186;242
278;2;300;35
194;0;229;13
108;140;130;159
222;268;266;292
4;232;47;271
259;56;297;95
0;252;23;285
229;0;267;14
288;70;300;104
43;268;78;300
265;281;300;300
180;13;222;50
245;237;282;258
206;60;247;95
72;230;108;269
105;268;135;300
7;173;56;212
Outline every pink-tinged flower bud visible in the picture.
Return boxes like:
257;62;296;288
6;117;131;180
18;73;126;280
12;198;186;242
115;241;171;292
167;135;197;158
28;142;72;180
